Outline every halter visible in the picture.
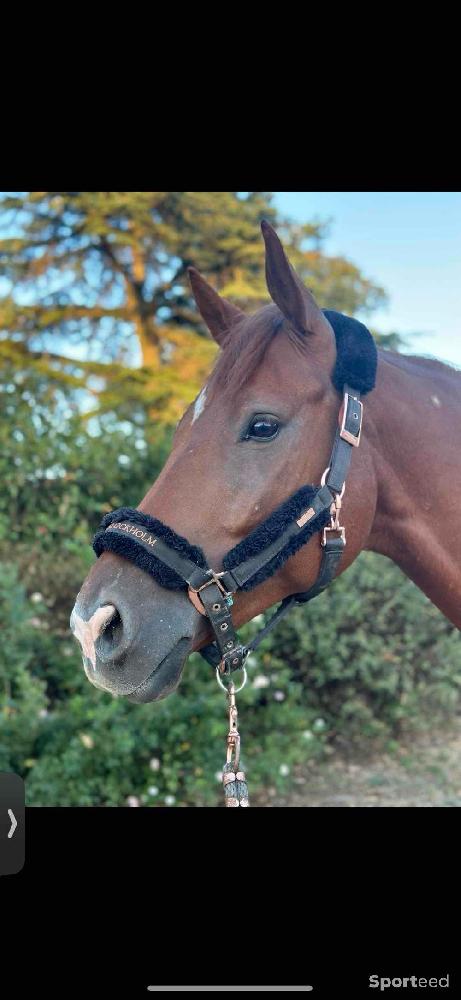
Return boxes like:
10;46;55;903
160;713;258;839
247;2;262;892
93;311;377;677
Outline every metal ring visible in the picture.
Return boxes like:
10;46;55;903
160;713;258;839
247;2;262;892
320;465;346;499
216;665;247;693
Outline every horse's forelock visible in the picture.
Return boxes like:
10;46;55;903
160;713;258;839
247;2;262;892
211;303;306;394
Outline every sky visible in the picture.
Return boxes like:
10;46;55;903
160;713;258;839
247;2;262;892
273;192;461;367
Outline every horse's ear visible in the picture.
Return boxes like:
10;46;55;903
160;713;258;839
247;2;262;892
261;220;331;339
188;267;244;347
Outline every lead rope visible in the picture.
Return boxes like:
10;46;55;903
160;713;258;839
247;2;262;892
216;667;249;807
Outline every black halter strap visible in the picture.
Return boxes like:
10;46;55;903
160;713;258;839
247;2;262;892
93;310;376;677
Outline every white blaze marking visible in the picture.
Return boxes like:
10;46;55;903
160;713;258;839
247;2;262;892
192;386;207;423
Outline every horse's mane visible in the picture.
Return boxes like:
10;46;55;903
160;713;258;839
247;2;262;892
380;349;461;383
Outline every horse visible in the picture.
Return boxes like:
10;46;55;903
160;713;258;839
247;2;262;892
71;220;461;707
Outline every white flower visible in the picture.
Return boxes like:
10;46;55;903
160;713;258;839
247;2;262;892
303;730;313;741
31;592;43;603
274;690;285;702
313;718;326;732
148;786;159;797
252;674;270;690
126;796;140;807
38;709;49;719
279;764;290;777
215;771;223;783
149;757;161;771
252;615;265;625
79;733;94;749
164;795;176;806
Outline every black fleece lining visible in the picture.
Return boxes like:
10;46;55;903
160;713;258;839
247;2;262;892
223;485;331;591
92;531;188;590
93;507;206;591
93;487;331;594
324;310;377;396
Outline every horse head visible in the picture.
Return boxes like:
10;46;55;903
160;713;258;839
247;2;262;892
71;221;378;701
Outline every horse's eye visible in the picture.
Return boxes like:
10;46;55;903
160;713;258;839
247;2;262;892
245;415;280;440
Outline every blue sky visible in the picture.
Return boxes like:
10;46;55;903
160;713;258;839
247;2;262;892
274;192;461;367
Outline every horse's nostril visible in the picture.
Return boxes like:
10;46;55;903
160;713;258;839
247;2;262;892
71;602;120;668
97;608;123;654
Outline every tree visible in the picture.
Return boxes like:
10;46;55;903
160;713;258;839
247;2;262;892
0;193;391;423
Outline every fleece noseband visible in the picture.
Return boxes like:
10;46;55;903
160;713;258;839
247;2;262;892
93;311;377;675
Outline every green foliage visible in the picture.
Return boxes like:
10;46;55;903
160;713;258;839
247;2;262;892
252;553;461;752
0;563;48;774
0;366;173;617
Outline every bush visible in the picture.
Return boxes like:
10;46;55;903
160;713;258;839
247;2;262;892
2;551;460;807
255;551;461;751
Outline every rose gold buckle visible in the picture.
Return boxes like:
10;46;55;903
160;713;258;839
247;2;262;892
191;570;230;597
196;571;230;596
320;466;346;499
339;393;363;447
322;525;346;547
188;571;231;616
188;587;207;615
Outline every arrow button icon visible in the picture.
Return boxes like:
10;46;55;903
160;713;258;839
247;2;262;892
8;809;17;839
0;773;25;875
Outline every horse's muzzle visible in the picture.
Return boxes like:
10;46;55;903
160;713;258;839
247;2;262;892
70;553;199;700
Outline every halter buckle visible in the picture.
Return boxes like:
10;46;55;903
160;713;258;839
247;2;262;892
322;525;346;546
339;392;363;447
194;570;232;597
188;571;233;617
322;495;346;547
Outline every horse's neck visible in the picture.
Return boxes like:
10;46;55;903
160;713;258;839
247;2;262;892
366;349;461;629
